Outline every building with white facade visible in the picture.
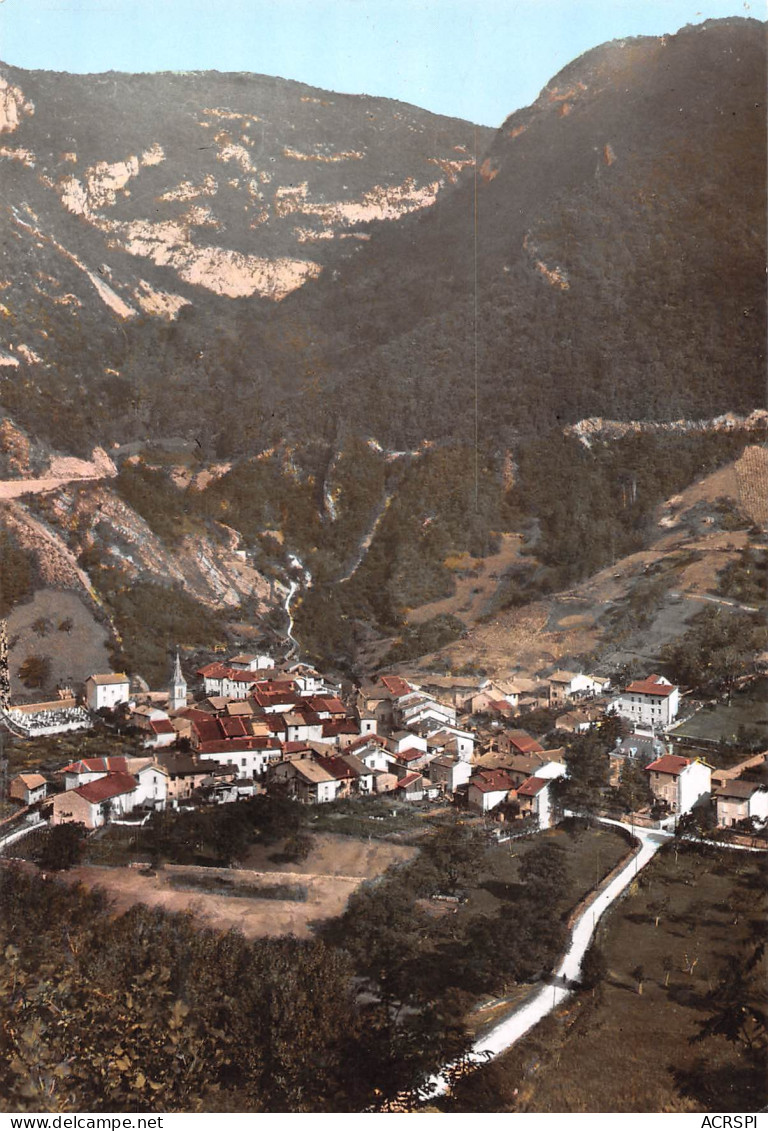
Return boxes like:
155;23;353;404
548;671;610;705
84;673;130;712
645;753;711;814
617;674;680;729
714;780;768;827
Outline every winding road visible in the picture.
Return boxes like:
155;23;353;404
431;816;767;1097
430;819;673;1096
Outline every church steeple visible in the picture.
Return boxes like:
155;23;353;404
168;649;187;712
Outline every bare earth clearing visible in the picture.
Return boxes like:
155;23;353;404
405;533;523;627
7;588;112;697
403;454;762;682
65;833;416;939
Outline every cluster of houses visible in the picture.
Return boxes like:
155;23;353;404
3;649;766;838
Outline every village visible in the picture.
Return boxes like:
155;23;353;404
2;629;766;844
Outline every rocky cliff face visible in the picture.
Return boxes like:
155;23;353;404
0;64;489;314
0;21;764;678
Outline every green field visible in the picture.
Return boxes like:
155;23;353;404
671;677;768;744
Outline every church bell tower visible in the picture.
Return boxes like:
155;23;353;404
168;649;187;712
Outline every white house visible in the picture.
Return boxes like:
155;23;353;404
714;780;768;828
516;762;566;828
132;763;169;808
60;756;152;792
357;710;378;736
283;711;324;745
516;776;554;828
9;773;48;806
50;771;141;829
427;724;474;761
196;738;283;779
617;674;679;729
428;755;472;795
387;731;428;756
399;692;457;730
351;738;396;774
228;652;274;672
645;754;711;814
548;671;609;705
269;756;343;804
468;769;515;814
85;673;130;712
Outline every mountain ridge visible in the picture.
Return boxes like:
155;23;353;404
0;17;764;679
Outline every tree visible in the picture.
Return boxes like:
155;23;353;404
331;880;430;1010
693;944;767;1053
662;955;674;987
662;608;767;701
648;895;670;928
521;842;569;904
18;655;51;690
556;731;611;817
631;964;645;995
282;832;313;863
580;941;608;991
613;753;653;814
421;820;488;894
37;823;87;871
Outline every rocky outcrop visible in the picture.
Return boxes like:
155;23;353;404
566;409;768;446
43;482;274;611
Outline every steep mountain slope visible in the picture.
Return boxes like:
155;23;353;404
0;20;764;683
398;441;768;685
281;17;766;446
0;64;490;455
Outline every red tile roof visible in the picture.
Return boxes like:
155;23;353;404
219;716;250;738
149;719;176;735
196;662;230;679
322;719;359;738
193;718;224;744
626;675;676;697
76;772;138;803
395;771;423;789
282;741;312;755
251;690;300;708
379;675;412;699
257;679;298;693
198;737;281;755
346;734;388;753
505;731;544;754
305;695;346;715
61;756;129;775
471;769;514;793
517;775;548;797
395;747;426;763
645;754;691;776
316;755;356;781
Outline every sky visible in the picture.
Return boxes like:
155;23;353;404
0;0;758;125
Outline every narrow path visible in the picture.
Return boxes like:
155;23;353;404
0;816;43;852
669;590;759;614
431;817;766;1097
283;554;312;658
430;822;670;1096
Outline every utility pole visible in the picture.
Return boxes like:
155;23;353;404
0;728;7;801
0;619;10;713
